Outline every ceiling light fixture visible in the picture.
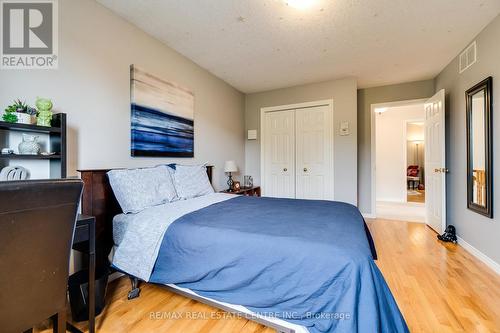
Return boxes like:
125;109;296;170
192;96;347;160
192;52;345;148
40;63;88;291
286;0;316;10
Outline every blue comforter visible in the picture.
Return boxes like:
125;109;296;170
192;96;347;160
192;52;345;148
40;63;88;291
150;196;408;333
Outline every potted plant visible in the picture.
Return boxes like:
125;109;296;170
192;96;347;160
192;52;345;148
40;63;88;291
3;103;18;123
15;99;37;124
3;100;37;124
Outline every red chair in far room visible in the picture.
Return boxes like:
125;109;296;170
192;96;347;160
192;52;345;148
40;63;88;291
407;165;420;190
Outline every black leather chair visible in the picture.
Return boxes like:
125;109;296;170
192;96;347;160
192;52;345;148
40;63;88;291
0;179;83;333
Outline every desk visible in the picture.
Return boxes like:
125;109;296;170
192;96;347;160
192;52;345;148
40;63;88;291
67;214;95;333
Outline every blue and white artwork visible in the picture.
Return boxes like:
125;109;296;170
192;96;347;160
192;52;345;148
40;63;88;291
130;65;194;157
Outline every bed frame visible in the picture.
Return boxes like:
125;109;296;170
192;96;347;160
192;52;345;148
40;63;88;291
78;166;294;333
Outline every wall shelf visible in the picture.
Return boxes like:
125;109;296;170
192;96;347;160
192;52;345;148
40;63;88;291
0;121;62;134
0;113;67;179
0;154;61;160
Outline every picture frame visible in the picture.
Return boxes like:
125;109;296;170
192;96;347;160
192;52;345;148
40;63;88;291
130;65;194;157
233;181;241;191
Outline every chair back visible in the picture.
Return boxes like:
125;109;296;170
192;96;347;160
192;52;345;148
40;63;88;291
0;179;83;333
407;165;419;177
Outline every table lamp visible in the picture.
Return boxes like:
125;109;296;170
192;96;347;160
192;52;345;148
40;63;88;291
224;160;238;191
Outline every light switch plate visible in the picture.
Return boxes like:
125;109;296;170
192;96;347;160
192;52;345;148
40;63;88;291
340;122;350;136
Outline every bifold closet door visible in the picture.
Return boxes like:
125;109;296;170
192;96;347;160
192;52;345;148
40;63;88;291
263;110;296;198
295;105;334;200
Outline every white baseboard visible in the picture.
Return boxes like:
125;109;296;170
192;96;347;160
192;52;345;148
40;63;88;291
457;236;500;275
361;213;376;219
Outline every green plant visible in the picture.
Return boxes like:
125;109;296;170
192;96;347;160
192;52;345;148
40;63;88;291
27;107;37;116
3;112;18;123
3;99;26;123
4;104;16;113
13;99;28;113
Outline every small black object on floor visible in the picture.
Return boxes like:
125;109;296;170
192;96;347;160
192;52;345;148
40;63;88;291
438;225;458;244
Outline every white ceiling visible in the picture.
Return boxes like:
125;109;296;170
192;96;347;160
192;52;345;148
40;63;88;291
97;0;500;93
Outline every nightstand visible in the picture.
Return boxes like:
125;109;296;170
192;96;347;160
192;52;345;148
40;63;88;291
221;186;261;197
67;214;96;333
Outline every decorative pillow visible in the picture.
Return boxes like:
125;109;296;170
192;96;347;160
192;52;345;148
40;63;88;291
173;164;214;199
108;165;177;213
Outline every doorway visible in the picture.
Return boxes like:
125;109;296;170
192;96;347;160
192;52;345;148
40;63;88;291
371;99;426;222
406;121;425;204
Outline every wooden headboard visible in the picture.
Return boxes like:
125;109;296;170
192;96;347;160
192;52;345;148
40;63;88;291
77;165;213;266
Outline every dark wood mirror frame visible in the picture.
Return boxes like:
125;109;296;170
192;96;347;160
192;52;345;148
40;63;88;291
466;76;493;218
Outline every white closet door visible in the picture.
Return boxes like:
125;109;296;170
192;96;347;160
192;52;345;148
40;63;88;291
263;110;295;198
295;105;334;200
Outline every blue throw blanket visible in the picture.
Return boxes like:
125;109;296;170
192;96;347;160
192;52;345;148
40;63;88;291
150;196;408;333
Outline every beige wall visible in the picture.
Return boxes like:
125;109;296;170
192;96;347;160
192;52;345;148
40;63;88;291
0;0;245;190
245;78;358;205
435;14;500;265
357;80;435;213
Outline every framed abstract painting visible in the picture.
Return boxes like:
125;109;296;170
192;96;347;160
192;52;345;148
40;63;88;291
130;65;194;157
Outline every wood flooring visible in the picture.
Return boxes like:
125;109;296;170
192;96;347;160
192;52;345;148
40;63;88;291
34;219;500;333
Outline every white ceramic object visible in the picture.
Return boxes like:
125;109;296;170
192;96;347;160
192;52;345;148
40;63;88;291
0;166;29;180
16;113;37;124
18;134;41;155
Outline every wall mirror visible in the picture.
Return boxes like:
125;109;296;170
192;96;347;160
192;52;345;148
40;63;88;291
466;77;493;218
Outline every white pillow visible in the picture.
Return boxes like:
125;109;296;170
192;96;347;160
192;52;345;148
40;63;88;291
108;165;177;213
173;164;214;199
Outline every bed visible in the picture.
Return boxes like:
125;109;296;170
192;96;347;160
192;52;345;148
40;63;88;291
79;166;408;333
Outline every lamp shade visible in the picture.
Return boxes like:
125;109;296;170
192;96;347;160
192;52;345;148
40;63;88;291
224;160;238;173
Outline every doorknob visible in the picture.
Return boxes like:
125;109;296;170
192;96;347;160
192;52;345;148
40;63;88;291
441;168;449;173
303;168;308;172
283;168;287;172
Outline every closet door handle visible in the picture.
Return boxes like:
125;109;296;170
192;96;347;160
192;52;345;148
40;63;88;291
283;168;288;172
303;168;308;172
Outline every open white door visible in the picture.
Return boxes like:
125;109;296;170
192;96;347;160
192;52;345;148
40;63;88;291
424;90;446;233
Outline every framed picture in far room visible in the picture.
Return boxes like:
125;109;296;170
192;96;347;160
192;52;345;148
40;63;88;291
130;65;194;157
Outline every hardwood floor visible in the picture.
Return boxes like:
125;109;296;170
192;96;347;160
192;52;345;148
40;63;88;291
407;189;425;203
35;219;500;333
370;219;500;333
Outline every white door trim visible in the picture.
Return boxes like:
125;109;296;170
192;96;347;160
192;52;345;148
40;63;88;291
260;99;334;198
370;98;427;217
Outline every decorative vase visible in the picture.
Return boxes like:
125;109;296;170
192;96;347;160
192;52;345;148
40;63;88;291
18;134;41;155
37;111;52;126
35;97;53;127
